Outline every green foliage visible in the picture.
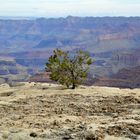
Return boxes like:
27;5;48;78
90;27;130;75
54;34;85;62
46;49;92;89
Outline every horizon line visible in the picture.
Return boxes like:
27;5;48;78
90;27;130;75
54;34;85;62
0;15;140;20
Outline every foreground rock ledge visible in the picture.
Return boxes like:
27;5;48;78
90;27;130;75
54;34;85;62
0;83;139;140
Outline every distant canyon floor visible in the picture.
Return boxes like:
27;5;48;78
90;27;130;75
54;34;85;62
0;83;140;140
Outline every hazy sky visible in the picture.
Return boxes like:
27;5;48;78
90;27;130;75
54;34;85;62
0;0;140;17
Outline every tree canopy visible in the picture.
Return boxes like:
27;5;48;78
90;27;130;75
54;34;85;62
46;49;92;89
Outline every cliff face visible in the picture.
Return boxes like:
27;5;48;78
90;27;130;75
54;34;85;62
94;66;140;88
112;52;140;67
29;72;54;83
0;57;29;83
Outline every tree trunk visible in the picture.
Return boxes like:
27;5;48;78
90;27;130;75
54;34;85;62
66;84;69;88
72;83;76;89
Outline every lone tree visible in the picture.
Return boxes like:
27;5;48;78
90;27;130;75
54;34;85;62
45;49;92;89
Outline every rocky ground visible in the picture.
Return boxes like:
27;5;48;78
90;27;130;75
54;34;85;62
0;83;139;140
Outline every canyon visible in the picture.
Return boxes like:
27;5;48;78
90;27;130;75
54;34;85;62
0;16;140;87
